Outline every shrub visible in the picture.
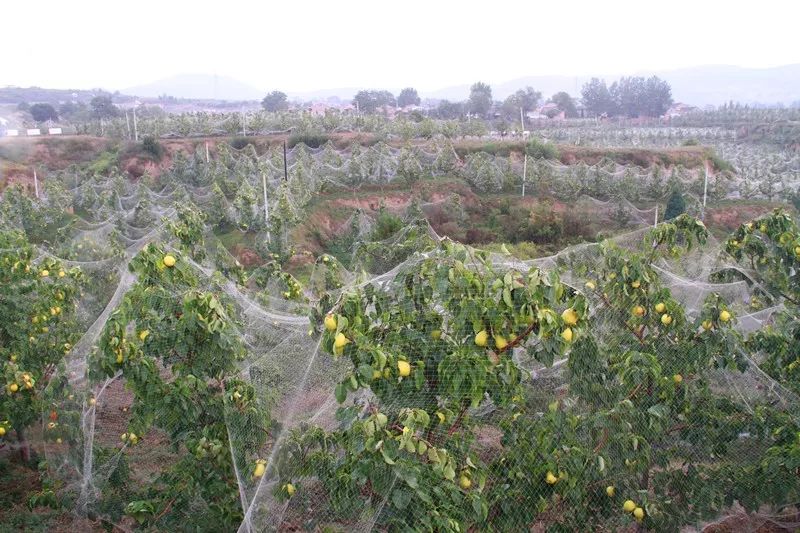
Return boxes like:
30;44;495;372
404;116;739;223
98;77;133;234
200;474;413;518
287;133;331;149
140;136;164;160
664;189;686;220
230;137;253;150
526;137;559;160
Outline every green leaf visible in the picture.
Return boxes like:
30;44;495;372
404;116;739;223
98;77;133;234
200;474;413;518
335;383;346;404
381;448;396;465
392;489;411;510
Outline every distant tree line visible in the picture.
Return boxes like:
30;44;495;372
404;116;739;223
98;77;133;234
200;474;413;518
581;76;673;118
16;93;125;124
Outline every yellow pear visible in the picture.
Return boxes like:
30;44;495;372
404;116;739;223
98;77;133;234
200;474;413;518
163;254;176;267
606;486;615;497
561;328;573;342
654;302;666;314
561;308;578;326
459;475;472;490
474;330;488;347
334;332;349;348
661;314;673;326
719;310;731;322
494;335;508;350
673;374;683;384
431;329;442;340
623;500;636;512
633;507;645;521
324;314;337;331
397;360;411;377
285;483;296;496
545;471;558;485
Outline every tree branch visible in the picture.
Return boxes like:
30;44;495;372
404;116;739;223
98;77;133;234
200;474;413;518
497;320;537;355
447;403;469;437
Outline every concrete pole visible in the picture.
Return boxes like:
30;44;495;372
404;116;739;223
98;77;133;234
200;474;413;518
701;162;709;220
522;154;527;197
261;173;271;244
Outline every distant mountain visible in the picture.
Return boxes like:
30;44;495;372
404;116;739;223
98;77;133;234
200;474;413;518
286;87;363;102
123;74;263;101
427;65;800;107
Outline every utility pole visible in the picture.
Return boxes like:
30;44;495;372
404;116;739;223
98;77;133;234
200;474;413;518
33;168;39;199
262;172;271;243
521;154;527;197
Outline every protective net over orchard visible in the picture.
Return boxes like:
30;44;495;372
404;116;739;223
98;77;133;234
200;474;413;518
1;138;800;532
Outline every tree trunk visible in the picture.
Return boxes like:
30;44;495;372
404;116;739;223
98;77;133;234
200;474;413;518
17;427;31;463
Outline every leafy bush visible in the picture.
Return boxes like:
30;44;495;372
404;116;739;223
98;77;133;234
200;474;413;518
287;133;331;149
525;137;559;160
371;204;404;241
664;189;686;220
230;136;253;150
140;136;164;160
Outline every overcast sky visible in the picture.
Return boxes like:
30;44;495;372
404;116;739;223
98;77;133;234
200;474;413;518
3;0;799;92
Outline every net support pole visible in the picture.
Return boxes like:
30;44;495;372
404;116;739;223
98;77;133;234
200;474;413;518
33;168;39;199
283;141;288;181
522;154;527;197
519;107;524;135
242;108;247;136
133;106;138;142
125;111;131;140
701;162;709;220
205;142;210;163
654;205;658;227
262;172;271;244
